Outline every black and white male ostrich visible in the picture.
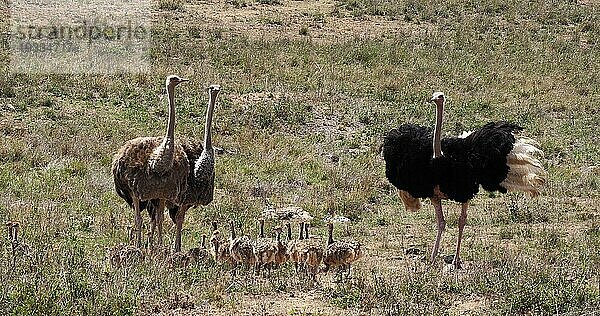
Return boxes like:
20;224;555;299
382;92;546;269
112;75;190;248
148;85;220;252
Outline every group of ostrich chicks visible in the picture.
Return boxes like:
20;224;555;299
211;217;362;279
108;213;364;281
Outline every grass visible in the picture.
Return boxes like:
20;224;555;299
1;0;599;314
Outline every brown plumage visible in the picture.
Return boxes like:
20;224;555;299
169;251;191;269
262;206;313;223
6;221;16;242
229;220;257;270
208;221;230;263
188;234;210;264
6;221;32;267
323;223;363;280
106;243;145;268
299;223;324;278
273;225;289;266
112;75;190;248
253;219;278;275
288;222;312;273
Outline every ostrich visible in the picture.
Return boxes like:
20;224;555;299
273;226;288;267
5;221;15;241
253;218;277;276
148;85;220;253
287;222;306;272
382;92;546;269
188;234;210;264
210;221;233;265
299;223;325;279
112;75;190;248
322;222;363;280
229;220;257;272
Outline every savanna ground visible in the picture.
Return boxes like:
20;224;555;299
1;0;599;314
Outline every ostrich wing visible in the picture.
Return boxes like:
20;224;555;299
112;137;189;202
440;121;522;200
383;124;435;198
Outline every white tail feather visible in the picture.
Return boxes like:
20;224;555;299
500;136;546;197
457;131;473;138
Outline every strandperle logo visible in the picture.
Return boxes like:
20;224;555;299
10;0;151;74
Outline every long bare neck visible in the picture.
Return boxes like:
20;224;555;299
327;225;334;245
194;91;217;179
204;91;216;151
287;224;292;240
259;220;265;238
433;102;444;158
148;84;176;173
166;84;176;141
230;222;236;240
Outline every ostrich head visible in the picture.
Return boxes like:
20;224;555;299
274;225;282;241
208;84;221;97
165;75;189;88
430;92;445;106
208;84;221;104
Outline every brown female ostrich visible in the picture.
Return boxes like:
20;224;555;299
112;75;190;248
382;92;546;269
148;85;220;252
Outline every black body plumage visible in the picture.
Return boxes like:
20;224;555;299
383;121;522;203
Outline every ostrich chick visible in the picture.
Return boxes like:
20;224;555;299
299;223;324;278
323;222;363;281
228;220;256;272
253;219;278;276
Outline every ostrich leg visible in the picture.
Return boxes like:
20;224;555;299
430;197;445;263
453;203;468;269
156;201;165;246
132;196;143;248
148;200;166;249
174;205;189;252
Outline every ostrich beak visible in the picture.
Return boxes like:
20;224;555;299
180;78;189;82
